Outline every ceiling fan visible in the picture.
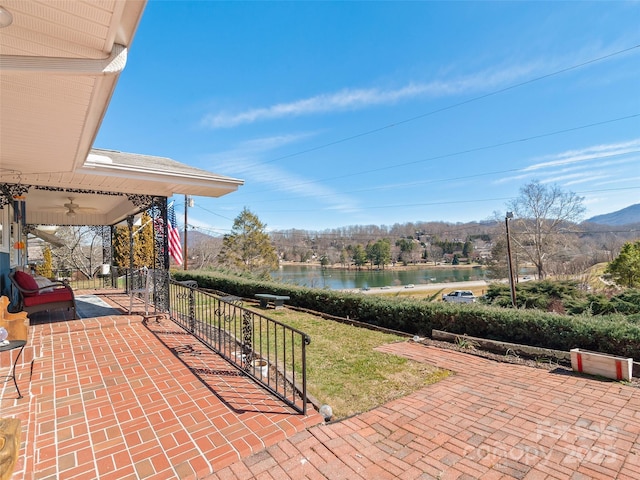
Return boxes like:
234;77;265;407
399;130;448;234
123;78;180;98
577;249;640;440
59;197;96;216
41;196;99;217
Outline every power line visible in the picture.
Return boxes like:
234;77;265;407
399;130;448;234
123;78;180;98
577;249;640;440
222;148;640;206
243;44;640;170
268;225;640;242
244;114;639;197
185;209;639;240
192;203;235;222
225;185;640;215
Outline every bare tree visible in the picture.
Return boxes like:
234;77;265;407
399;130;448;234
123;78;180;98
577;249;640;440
188;235;222;270
51;226;104;278
507;180;585;279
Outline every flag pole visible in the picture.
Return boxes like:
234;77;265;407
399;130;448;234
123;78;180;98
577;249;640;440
184;195;188;270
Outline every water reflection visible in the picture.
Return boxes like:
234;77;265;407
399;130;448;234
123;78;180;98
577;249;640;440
271;264;490;290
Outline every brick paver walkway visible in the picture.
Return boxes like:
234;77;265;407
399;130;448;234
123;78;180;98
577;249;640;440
0;304;322;479
3;292;640;479
209;343;640;480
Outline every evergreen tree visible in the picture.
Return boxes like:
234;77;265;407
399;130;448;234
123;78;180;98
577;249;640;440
218;208;279;277
605;240;640;288
37;246;54;278
112;213;156;269
462;240;473;258
134;212;155;267
396;238;415;264
112;225;130;268
368;239;392;269
352;244;368;269
487;238;511;280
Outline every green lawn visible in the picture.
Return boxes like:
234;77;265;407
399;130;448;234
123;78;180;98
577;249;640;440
261;308;450;419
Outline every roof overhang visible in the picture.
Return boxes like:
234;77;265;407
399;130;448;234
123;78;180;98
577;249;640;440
0;0;147;176
0;1;244;227
3;149;244;226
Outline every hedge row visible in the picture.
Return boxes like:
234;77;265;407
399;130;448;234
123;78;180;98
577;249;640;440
484;280;640;316
172;270;640;360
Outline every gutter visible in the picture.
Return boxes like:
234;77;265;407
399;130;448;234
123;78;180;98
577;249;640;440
0;44;127;75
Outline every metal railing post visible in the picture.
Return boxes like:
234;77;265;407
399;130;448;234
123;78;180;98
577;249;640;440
166;279;310;414
188;286;195;332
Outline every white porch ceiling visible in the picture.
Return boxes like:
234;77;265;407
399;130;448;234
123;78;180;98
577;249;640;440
0;0;244;227
0;0;147;175
21;148;243;226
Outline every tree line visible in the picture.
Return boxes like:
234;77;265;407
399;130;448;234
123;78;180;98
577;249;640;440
38;181;639;288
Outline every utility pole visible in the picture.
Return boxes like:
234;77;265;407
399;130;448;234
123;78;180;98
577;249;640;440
183;195;195;271
505;212;517;308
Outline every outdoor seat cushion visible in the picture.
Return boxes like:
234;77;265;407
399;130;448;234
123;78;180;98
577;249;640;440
22;289;73;307
34;276;55;293
13;271;39;296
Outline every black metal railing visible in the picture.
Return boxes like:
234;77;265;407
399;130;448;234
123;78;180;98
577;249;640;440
168;279;310;414
51;267;121;290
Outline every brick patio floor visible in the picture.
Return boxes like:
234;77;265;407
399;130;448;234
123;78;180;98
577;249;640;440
0;292;322;479
208;344;640;480
2;291;640;479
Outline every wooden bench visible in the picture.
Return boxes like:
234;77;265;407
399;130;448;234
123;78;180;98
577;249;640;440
0;418;20;480
255;293;290;309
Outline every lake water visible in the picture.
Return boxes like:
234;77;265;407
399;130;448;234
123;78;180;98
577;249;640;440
270;264;491;290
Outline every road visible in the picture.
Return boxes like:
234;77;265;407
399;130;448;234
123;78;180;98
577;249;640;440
342;280;492;295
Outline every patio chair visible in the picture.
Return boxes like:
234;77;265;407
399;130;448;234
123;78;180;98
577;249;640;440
128;268;155;315
8;271;77;319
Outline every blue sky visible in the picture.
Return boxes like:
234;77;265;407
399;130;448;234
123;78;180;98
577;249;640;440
95;1;640;235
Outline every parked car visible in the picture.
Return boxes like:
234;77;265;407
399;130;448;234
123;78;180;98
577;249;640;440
442;290;477;303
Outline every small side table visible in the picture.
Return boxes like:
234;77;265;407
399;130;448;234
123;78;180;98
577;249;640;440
0;340;27;399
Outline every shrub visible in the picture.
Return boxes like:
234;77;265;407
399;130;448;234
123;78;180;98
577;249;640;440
172;270;640;359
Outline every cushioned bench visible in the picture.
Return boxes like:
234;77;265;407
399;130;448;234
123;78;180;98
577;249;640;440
9;271;77;319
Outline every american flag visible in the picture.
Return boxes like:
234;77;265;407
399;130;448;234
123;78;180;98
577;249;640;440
167;201;183;265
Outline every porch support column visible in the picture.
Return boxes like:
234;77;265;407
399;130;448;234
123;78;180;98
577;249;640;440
127;215;134;293
155;197;170;312
158;197;170;272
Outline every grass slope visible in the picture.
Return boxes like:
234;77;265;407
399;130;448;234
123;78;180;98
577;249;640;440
263;308;450;419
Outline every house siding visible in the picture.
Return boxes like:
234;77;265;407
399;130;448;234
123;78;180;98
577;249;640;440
0;251;10;297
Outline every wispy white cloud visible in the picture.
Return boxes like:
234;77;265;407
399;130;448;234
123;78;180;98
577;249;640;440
200;41;639;132
493;172;534;185
200;63;539;129
523;139;640;172
205;134;361;213
494;139;640;184
593;175;640;187
205;132;316;173
561;174;612;186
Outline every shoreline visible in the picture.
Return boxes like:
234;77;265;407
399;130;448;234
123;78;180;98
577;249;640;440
275;261;528;294
278;261;484;271
339;279;494;295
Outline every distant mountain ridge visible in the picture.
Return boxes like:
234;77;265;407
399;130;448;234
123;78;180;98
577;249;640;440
586;204;640;226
